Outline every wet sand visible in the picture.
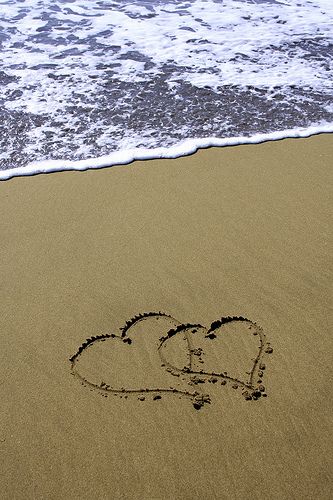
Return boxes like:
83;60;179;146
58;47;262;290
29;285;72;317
0;135;332;499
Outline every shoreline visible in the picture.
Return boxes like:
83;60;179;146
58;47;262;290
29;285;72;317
1;124;333;180
0;135;332;499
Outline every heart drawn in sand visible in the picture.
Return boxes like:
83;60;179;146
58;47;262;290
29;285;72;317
70;312;273;410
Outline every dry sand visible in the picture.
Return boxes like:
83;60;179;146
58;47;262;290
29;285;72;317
0;135;332;499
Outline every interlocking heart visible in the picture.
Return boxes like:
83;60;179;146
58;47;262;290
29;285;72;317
70;312;273;410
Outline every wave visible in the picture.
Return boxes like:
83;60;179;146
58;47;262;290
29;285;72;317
0;0;332;178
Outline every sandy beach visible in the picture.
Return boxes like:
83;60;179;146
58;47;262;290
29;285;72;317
0;134;332;499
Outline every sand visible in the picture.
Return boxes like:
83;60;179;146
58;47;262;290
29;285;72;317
0;134;332;499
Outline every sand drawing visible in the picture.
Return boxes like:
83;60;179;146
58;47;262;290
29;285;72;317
70;313;273;410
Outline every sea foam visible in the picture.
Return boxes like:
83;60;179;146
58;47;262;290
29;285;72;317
0;0;332;179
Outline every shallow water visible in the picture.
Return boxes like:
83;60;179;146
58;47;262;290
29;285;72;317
0;0;332;178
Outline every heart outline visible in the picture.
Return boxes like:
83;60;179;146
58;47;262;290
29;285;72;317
69;312;273;409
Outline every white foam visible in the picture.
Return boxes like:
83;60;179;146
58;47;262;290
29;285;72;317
1;0;332;117
0;0;332;176
1;124;332;181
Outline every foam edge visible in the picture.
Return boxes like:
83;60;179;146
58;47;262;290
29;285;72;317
1;123;332;181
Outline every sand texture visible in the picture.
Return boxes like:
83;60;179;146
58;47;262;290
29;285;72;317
0;135;332;499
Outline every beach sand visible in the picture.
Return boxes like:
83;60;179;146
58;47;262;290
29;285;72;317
0;135;332;499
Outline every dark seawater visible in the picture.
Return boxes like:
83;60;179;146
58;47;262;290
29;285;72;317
0;0;332;178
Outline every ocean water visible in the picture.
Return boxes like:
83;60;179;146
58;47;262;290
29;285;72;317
0;0;332;179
